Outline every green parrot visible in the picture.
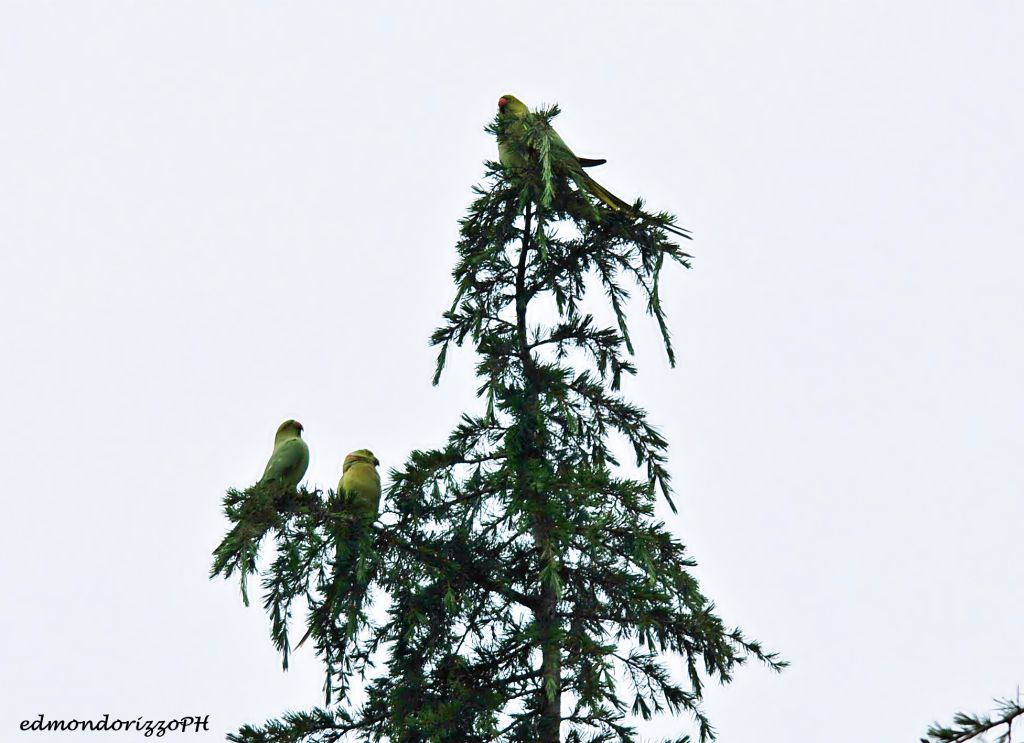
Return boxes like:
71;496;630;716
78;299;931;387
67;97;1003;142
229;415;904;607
339;449;382;520
258;419;309;492
497;93;605;171
293;448;381;651
496;93;690;239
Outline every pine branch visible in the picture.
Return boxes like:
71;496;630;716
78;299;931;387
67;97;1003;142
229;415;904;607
922;693;1024;743
375;528;541;612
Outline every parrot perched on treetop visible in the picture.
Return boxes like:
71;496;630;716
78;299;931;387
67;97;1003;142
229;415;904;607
258;419;309;492
497;94;606;171
496;93;691;239
339;449;382;520
293;449;381;651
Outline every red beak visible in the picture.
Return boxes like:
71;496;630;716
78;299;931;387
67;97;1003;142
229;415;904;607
498;97;508;109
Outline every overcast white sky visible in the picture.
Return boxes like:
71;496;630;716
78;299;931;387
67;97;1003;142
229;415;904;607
2;2;1022;741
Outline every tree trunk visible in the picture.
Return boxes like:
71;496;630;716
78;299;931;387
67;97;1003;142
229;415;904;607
515;204;562;742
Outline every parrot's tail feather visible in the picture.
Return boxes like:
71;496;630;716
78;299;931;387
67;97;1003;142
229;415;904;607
583;173;631;213
584;173;693;240
578;157;607;168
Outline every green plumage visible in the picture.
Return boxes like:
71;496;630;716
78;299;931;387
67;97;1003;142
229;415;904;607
496;93;691;239
258;419;309;492
497;94;590;172
339;449;381;521
292;448;381;652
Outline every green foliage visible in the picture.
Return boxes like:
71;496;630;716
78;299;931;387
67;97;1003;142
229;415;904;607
922;693;1023;743
211;104;783;742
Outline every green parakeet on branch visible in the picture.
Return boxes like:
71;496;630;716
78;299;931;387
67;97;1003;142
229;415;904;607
339;449;382;520
293;448;381;652
496;93;691;239
258;419;309;492
209;419;309;604
497;93;605;170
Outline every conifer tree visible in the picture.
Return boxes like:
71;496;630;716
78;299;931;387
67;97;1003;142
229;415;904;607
212;103;784;743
